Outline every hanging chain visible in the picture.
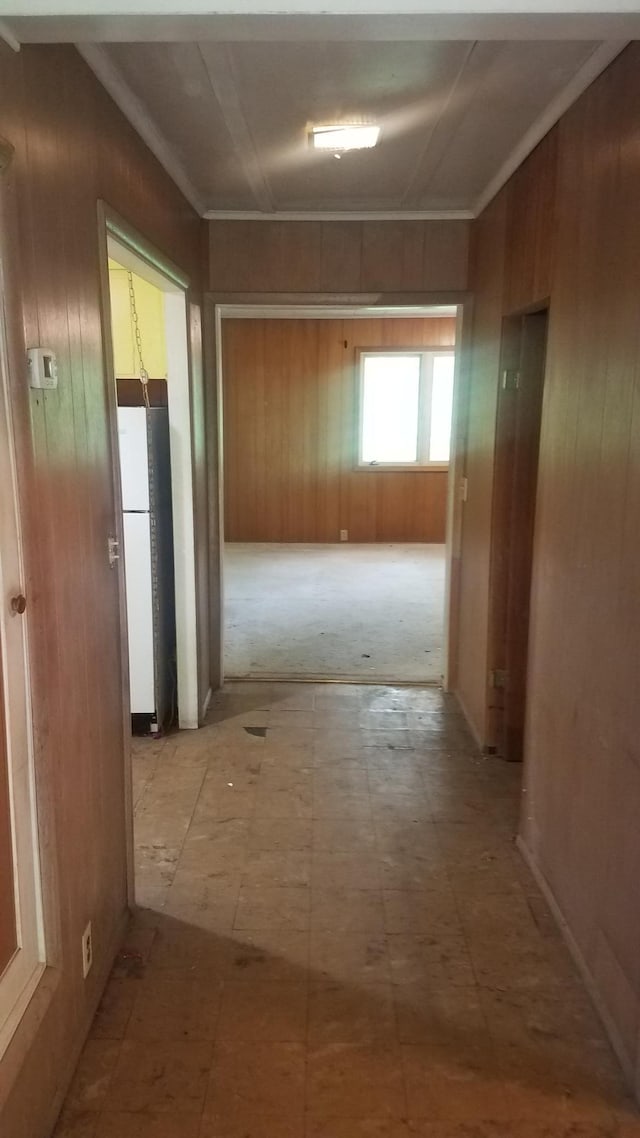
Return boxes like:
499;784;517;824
126;270;150;409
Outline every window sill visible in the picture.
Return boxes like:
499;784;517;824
354;463;449;473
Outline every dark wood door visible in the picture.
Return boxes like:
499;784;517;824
489;309;548;761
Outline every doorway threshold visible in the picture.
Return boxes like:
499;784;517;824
224;673;443;687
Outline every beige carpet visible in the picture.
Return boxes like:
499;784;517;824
223;543;445;682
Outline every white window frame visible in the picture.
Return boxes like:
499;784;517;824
356;348;454;471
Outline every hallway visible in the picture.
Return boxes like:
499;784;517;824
55;683;635;1136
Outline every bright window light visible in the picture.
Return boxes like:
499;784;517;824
358;350;455;468
311;124;380;151
361;355;421;463
429;354;455;462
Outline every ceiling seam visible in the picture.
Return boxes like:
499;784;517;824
400;40;479;209
197;41;275;214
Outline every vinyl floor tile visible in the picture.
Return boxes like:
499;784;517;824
56;683;635;1138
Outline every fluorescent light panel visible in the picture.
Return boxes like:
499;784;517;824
311;124;380;151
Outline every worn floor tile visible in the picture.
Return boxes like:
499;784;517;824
204;1041;305;1122
235;884;311;930
201;1117;303;1138
307;1122;422;1138
311;849;382;890
310;929;391;984
104;1039;212;1114
312;816;376;851
63;1040;121;1113
217;979;308;1040
247;816;312;851
126;973;222;1041
225;928;310;980
311;888;385;933
382;889;462;936
386;934;475;988
401;1043;514;1121
58;682;635;1138
52;1111;99;1138
89;977;137;1040
308;982;396;1045
94;1113;201;1137
307;1042;406;1118
243;847;311;887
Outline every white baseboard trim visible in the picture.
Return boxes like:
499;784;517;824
201;685;213;722
516;834;636;1097
453;688;484;753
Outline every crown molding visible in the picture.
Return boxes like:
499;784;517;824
473;38;627;215
0;20;20;50
218;302;458;318
76;43;206;217
204;209;475;221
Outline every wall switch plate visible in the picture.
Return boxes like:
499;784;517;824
81;921;93;979
340;529;348;541
27;347;58;390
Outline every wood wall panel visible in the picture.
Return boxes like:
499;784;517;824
222;317;455;542
209;218;469;294
0;43;207;1138
455;43;640;1098
503;129;558;315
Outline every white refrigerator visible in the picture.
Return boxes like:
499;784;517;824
118;406;176;733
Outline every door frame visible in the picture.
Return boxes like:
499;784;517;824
97;204;200;902
0;136;46;1061
205;290;469;690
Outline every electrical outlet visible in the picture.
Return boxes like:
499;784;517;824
81;921;93;979
340;529;348;542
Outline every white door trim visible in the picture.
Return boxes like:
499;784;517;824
0;169;45;1059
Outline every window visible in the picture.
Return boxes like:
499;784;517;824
357;350;455;469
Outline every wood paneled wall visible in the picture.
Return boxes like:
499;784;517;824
222;317;455;542
209;219;469;294
0;43;208;1138
455;43;640;1099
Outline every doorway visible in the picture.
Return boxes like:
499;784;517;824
487;307;549;761
215;304;461;685
99;215;199;735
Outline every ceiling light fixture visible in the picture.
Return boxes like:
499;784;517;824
310;124;380;152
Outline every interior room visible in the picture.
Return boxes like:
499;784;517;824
221;310;456;682
0;7;639;1138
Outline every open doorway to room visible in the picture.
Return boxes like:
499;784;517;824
99;213;201;741
217;305;459;684
487;306;549;761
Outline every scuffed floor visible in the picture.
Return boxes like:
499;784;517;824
55;683;639;1137
224;543;445;682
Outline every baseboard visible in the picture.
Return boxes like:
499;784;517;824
224;673;443;686
516;834;636;1097
44;907;131;1136
201;685;213;722
452;688;484;753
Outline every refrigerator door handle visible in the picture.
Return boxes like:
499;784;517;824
107;535;120;567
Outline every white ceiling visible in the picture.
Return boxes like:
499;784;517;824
2;5;635;220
